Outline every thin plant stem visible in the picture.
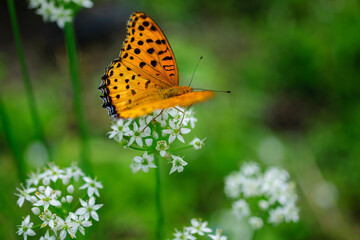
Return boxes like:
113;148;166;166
252;230;258;240
6;0;52;162
64;22;92;175
0;95;26;181
154;153;164;240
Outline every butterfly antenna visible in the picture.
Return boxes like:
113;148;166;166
193;88;231;93
188;56;203;87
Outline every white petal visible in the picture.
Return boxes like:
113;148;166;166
91;211;99;221
75;207;86;215
135;137;143;147
17;196;25;207
177;134;185;143
180;128;191;134
169;134;175;144
88;187;95;197
89;197;95;206
160;150;166;157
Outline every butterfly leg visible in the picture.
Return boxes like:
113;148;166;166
174;106;187;128
141;109;164;132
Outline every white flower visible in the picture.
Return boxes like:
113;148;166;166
224;173;243;198
17;215;36;240
39;230;55;240
29;0;45;9
169;155;188;174
69;213;92;235
173;228;196;240
50;216;65;232
232;199;250;219
225;162;299;226
183;108;197;128
168;107;185;123
15;185;36;207
190;137;206;150
108;119;131;142
132;151;157;173
51;6;73;28
79;176;103;197
35;1;56;22
34;186;61;210
162;120;191;143
248;217;263;229
39;209;56;228
72;0;93;8
47;164;65;183
75;197;103;221
240;162;260;177
208;229;227;240
186;218;212;236
282;202;299;223
156;140;169;157
26;169;42;187
268;207;284;225
59;216;78;240
65;164;84;181
127;120;151;147
242;178;261;198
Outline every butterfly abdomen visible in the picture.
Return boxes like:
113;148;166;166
161;86;193;99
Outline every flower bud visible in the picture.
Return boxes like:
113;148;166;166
66;195;73;203
42;177;50;186
145;139;153;146
31;207;40;215
67;185;74;194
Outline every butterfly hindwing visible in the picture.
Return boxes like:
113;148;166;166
99;59;162;118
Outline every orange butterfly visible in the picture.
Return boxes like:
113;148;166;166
99;11;214;119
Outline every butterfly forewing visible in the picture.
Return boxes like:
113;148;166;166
121;12;179;86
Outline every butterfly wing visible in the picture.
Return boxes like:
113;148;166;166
99;59;163;118
120;11;179;86
120;91;215;119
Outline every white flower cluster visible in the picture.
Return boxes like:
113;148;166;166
171;218;227;240
28;0;93;28
108;107;206;175
224;162;299;229
15;163;103;240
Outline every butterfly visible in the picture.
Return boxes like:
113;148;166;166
99;11;214;119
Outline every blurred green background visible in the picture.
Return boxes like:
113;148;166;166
1;0;360;239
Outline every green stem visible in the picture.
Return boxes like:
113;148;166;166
6;0;52;162
252;229;258;240
0;95;26;181
64;22;91;175
154;154;164;240
170;145;193;152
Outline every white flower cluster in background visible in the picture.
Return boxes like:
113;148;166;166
15;163;103;240
224;162;299;229
28;0;93;28
108;107;206;175
171;218;227;240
